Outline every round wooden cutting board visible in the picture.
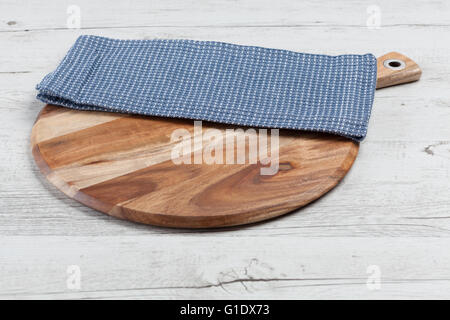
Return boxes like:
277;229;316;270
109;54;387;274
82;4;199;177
31;52;420;228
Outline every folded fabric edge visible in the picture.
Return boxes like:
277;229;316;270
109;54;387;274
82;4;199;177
36;92;368;142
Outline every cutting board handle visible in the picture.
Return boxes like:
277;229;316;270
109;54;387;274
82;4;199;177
376;52;422;89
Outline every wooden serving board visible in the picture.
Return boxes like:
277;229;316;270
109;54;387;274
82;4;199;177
31;52;421;228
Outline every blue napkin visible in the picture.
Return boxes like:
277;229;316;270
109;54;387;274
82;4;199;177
37;35;377;141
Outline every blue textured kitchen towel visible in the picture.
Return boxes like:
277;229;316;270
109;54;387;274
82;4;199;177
36;35;377;141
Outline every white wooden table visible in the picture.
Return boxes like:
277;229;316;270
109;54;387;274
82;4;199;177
1;0;450;299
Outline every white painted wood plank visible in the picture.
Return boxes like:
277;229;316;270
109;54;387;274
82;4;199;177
1;0;449;32
1;236;450;299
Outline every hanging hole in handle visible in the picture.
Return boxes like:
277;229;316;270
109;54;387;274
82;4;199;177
383;59;406;70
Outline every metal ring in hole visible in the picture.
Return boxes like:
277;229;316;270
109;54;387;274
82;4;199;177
383;59;406;70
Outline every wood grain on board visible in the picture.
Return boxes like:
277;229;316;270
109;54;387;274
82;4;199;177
30;52;420;228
